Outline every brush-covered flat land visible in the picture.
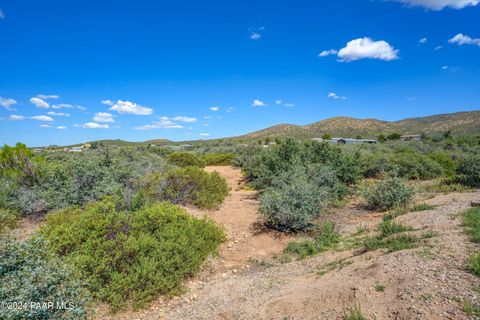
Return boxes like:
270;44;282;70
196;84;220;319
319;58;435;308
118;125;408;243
2;113;480;320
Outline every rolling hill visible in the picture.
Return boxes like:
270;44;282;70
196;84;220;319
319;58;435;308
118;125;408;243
233;110;480;141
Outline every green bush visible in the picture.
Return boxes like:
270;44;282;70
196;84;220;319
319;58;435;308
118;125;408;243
167;152;206;168
463;208;480;243
362;175;414;211
0;208;19;234
149;166;229;209
39;198;224;311
468;252;480;276
259;167;335;231
202;153;235;166
0;237;92;319
389;149;443;180
456;156;480;188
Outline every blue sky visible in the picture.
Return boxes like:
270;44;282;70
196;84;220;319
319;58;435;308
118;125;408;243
1;0;479;146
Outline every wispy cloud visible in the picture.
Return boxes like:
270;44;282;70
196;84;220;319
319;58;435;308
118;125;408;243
449;33;480;46
419;37;428;44
81;122;109;129
318;49;338;57
56;126;67;130
30;97;50;108
210;106;220;111
101;99;114;106
134;116;193;130
37;94;60;100
393;0;479;10
9;115;25;121
250;32;261;40
172;116;197;123
0;97;17;111
328;92;347;100
0;9;5;19
93;112;115;123
249;26;264;40
40;124;53;128
283;102;296;107
252;99;267;107
109;100;154;115
47;111;70;117
31;115;54;122
199;133;210;137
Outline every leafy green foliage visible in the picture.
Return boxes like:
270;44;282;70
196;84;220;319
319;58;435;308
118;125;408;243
167;152;206;168
362;175;414;211
343;304;366;320
390;149;443;180
39;198;225;311
0;143;38;187
149;166;229;209
0;208;19;234
456;155;480;188
285;222;340;258
463;208;480;243
259;166;342;231
467;253;480;276
0;238;92;319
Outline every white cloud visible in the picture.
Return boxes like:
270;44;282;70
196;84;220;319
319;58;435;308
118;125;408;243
101;99;114;106
226;107;235;113
442;65;449;70
0;97;17;111
47;111;70;117
435;45;444;50
394;0;479;10
200;133;210;137
252;99;267;107
31;115;54;122
9;115;25;121
328;92;347;100
134;116;185;130
82;122;109;129
275;99;282;105
319;49;338;57
448;33;480;46
93;112;115;123
56;126;67;130
0;9;5;19
51;103;74;109
338;37;399;62
210;106;220;111
40;124;52;128
419;37;428;44
37;94;59;100
30;97;49;108
283;102;296;107
250;32;261;40
172;116;197;123
109;100;153;115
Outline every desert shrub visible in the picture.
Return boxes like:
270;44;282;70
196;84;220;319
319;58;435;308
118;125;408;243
362;175;414;211
389;149;443;180
463;208;480;243
285;221;340;258
259;167;334;231
378;220;414;237
468;253;480;276
412;203;436;212
428;151;457;177
343;304;366;320
149;166;229;209
0;208;19;234
0;237;92;319
0;142;38;187
202;153;235;166
39;198;224;311
167;152;205;168
456;155;480;188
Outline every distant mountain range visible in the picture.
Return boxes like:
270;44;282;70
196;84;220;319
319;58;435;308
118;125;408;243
59;110;480;148
232;110;480;141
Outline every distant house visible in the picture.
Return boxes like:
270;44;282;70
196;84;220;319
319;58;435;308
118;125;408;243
312;138;324;143
328;138;377;144
400;134;421;141
68;146;84;153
